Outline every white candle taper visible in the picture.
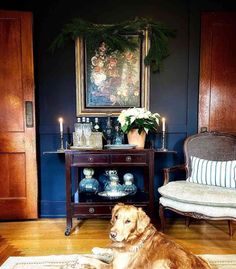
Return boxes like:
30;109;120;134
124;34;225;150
58;117;64;151
162;117;166;132
58;117;63;133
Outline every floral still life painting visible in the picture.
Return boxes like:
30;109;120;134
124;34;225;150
86;36;141;108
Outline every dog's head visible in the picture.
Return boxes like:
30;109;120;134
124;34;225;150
110;203;150;242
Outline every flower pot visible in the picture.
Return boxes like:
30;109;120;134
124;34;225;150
127;129;146;149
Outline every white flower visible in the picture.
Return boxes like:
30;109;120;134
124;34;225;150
118;107;161;134
155;118;160;125
118;112;126;127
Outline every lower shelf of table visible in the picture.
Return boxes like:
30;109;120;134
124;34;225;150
70;191;149;218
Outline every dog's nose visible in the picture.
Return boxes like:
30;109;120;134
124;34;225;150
110;231;117;239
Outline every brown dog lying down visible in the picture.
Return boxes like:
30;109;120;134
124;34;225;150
80;203;211;269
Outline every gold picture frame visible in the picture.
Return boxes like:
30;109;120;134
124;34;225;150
75;30;150;116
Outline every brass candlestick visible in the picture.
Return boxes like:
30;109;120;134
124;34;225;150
160;130;167;151
59;131;64;151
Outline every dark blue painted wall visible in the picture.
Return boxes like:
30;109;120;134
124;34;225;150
1;0;236;217
37;0;189;217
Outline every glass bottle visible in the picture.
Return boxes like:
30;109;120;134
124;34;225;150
113;124;123;145
73;117;83;146
83;118;92;147
93;117;101;132
79;168;100;193
79;117;86;146
105;116;112;145
74;117;81;132
123;173;137;195
105;174;123;193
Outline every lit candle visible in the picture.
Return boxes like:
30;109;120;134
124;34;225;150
162;117;166;132
58;117;63;133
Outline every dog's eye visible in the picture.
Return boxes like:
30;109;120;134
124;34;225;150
125;219;131;224
115;215;118;220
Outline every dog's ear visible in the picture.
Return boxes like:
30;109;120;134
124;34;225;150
137;207;150;234
111;203;124;224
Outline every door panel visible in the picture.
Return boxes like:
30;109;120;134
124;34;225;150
199;12;236;133
0;11;37;219
0;154;26;198
0;17;24;132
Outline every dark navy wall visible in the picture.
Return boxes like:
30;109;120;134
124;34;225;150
1;0;236;217
36;0;190;217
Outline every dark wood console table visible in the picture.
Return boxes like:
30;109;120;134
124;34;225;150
65;149;155;236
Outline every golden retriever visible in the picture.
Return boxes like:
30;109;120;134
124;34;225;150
80;203;211;269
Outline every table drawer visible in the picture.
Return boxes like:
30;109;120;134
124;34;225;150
72;154;109;164
111;154;147;164
73;205;113;216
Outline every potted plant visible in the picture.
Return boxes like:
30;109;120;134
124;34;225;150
118;107;161;148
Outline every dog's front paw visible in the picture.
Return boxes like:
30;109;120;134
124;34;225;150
91;247;113;264
91;247;102;255
92;247;113;256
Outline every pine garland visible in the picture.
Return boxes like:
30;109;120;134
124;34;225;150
50;17;176;72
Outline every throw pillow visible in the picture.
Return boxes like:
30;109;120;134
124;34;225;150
187;156;236;188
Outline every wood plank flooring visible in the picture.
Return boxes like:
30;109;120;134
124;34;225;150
0;218;235;266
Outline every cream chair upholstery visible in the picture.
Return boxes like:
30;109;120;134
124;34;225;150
158;132;236;236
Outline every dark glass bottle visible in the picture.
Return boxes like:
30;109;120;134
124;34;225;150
93;117;101;132
105;116;112;145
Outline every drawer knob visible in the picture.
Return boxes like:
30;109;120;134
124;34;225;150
88;157;94;162
126;156;132;162
89;207;95;213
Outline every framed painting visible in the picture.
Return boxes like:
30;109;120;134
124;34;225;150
75;30;150;116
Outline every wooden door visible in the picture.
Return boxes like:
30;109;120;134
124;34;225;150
0;11;37;219
199;12;236;133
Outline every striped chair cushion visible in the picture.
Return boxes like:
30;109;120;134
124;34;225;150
187;156;236;188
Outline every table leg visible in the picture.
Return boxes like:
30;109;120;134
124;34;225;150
65;220;72;236
148;150;155;218
65;154;73;236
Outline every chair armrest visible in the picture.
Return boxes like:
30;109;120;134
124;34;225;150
163;164;187;185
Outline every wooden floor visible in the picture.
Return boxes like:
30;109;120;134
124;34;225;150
0;218;235;266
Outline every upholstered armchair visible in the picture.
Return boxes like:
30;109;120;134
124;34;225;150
158;132;236;236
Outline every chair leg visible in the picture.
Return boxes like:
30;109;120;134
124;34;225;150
185;217;190;227
228;220;233;236
159;204;166;232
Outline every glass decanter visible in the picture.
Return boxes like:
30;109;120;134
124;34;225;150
104;174;123;193
123;173;137;195
79;168;100;193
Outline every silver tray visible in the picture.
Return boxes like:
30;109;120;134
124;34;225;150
104;144;136;150
70;146;94;150
98;191;129;199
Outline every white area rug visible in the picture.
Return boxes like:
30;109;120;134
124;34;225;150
1;254;236;269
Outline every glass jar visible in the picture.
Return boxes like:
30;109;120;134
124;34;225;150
79;168;100;193
105;174;123;192
123;173;137;195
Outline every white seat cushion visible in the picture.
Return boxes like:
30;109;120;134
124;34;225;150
158;181;236;208
159;197;236;218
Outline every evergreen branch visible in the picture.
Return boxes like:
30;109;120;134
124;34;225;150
50;17;176;72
